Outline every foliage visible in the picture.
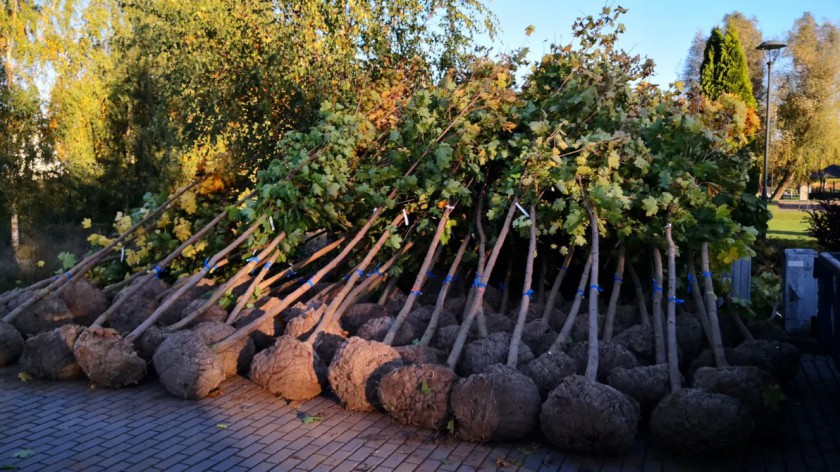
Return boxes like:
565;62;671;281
700;26;758;109
805;200;840;251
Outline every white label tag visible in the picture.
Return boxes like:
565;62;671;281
269;216;275;232
403;209;409;226
515;202;530;218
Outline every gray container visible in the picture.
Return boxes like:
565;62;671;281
783;248;818;333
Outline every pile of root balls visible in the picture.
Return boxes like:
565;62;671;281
0;9;798;458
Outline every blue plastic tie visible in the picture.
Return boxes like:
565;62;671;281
306;279;315;287
668;297;685;304
701;271;712;278
652;279;663;292
576;289;586;297
687;274;694;294
425;271;436;279
203;259;217;271
590;284;604;292
286;266;297;278
264;261;272;270
246;256;260;264
410;288;423;296
472;274;487;289
356;269;365;277
499;282;506;290
613;274;623;282
64;272;73;280
443;275;455;284
560;266;568;272
523;288;534;300
153;265;164;279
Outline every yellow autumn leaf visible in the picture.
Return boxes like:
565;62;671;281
179;192;197;215
125;249;140;266
182;244;196;258
193;240;208;253
82;218;92;229
198;175;225;195
114;212;132;234
87;234;113;247
36;260;45;268
174;218;192;242
157;212;171;229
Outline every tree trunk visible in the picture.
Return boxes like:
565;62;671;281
701;242;729;367
10;204;31;275
536;251;547;306
584;202;600;382
602;244;625;341
726;294;755;342
446;198;519;369
419;233;471;346
507;204;536;367
383;206;453;345
665;224;681;392
626;262;650;328
687;255;714;347
770;170;796;201
548;253;592;352
498;254;513;315
652;248;667;365
541;247;574;323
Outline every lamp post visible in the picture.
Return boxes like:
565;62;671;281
757;40;786;200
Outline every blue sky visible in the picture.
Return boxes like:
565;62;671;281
481;0;840;86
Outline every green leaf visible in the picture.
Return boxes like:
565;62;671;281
301;414;322;424
420;380;431;395
57;252;77;271
11;450;35;459
642;196;659;216
215;423;230;429
17;373;32;382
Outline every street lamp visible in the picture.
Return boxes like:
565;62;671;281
757;40;786;200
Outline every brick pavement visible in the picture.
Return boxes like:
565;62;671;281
1;354;838;472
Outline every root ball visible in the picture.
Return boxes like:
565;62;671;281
0;320;24;366
250;335;324;401
519;350;580;398
568;341;638;382
20;324;85;380
328;337;403;412
153;331;224;400
73;327;147;388
607;364;671;415
192;322;255;377
379;364;458;430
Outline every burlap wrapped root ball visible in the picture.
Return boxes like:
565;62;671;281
687;348;771;381
450;364;541;442
12;294;76;336
458;332;534;376
568;341;638;382
60;277;108;324
521;320;557;356
72;327;147;387
192;322;255;377
651;388;754;456
178;299;229;327
379;364;458;430
250;335;326;401
540;375;640;455
608;364;672;415
136;325;169;361
328;337;404;412
20;324;85;380
612;324;656;365
0;320;24;366
153;331;225;399
109;278;168;334
734;340;800;382
520;350;580;398
233;305;282;352
676;316;706;366
395;344;446;365
692;366;783;439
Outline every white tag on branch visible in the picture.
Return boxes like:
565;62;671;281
269;216;275;232
120;247;125;262
515;202;530;218
403;209;409;226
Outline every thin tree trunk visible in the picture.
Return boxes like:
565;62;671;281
687;255;713;346
626;262;650;328
665;223;681;392
468;190;489;337
499;254;513;315
333;242;414;322
536;251;547;306
726;293;755;342
226;248;283;324
770;170;795;201
507;204;537;367
10;204;31;275
583;201;600;382
701;242;729;367
652;248;667;365
377;277;399;305
602;244;625;341
541;247;575;323
383;206;453;345
212;208;386;352
548;253;592;352
446;198;519;369
264;237;346;294
420;233;471;346
126;219;264;342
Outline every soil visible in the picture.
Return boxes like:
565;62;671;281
153;330;225;399
357;316;417;346
521;320;557;356
482;313;514;335
341;303;389;335
395;344;446;365
250;335;325;401
540;375;640;455
73;327;147;388
650;388;754;456
443;296;467;322
312;331;346;366
379;363;458;431
734;340;800;382
450;364;541;443
607;364;672;415
192;321;255;377
519;350;580;398
457;332;534;376
676;316;706;365
431;325;474;352
692;365;783;439
59;277;108;324
612;324;656;365
687;348;771;381
136;325;169;361
20;324;85;380
568;341;638;382
327;337;404;412
0;320;24;366
232;305;283;352
12;294;76;336
110;278;168;334
156;298;197;327
178;299;229;327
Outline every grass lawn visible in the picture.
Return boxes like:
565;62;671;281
767;201;815;243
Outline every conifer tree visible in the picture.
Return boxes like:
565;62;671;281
700;27;757;109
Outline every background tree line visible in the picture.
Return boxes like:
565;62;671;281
682;11;840;201
0;0;495;289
